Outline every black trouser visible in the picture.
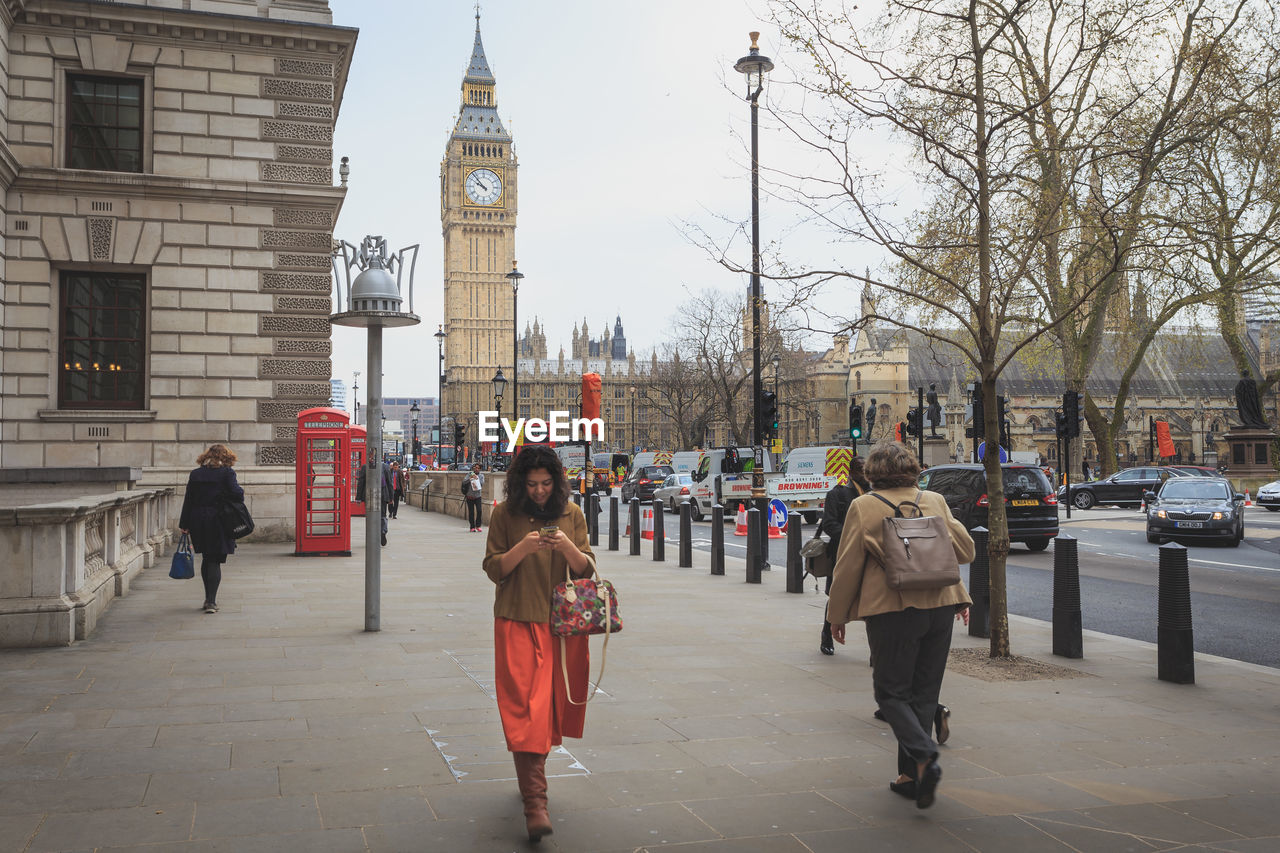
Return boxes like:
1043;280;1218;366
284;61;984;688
821;573;834;640
201;556;224;604
864;605;955;778
389;494;400;517
466;497;482;528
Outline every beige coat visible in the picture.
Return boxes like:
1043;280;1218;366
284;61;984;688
826;486;975;624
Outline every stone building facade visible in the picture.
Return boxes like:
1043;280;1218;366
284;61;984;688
0;0;354;537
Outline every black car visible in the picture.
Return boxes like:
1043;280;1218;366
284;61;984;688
1060;466;1189;509
917;463;1059;551
620;465;675;503
1145;477;1244;546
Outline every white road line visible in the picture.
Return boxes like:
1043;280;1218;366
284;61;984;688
1190;558;1280;573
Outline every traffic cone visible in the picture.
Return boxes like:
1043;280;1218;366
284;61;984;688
733;506;749;536
1245;489;1252;507
767;507;786;539
640;506;654;540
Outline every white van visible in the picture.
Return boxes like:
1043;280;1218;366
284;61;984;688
670;450;705;477
767;446;854;523
689;447;777;521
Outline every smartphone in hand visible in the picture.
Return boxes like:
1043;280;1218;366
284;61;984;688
539;525;558;537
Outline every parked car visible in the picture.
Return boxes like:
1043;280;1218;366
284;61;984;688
1257;479;1280;512
620;464;675;503
1145;477;1244;546
1169;465;1222;478
654;473;694;512
917;463;1059;551
1059;466;1190;509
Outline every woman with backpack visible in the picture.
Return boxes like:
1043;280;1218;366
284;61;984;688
826;442;973;810
465;463;485;531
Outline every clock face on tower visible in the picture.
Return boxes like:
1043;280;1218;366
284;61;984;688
464;168;503;205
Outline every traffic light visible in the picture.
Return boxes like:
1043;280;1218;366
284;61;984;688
905;408;919;437
413;438;422;456
760;390;779;437
849;401;863;440
1055;410;1067;440
454;423;465;446
997;395;1010;447
894;421;906;442
1063;390;1081;438
971;382;985;438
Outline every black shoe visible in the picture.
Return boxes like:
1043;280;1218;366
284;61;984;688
820;639;834;656
873;709;886;722
381;531;387;546
916;761;941;809
889;780;917;799
935;705;951;745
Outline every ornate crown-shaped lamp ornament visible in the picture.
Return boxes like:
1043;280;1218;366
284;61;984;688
330;235;421;328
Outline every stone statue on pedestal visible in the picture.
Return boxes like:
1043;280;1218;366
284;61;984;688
1235;371;1268;429
926;384;942;437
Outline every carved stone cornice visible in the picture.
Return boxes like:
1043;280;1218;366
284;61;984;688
12;166;349;209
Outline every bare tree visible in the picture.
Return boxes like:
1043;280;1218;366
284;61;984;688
757;0;1136;656
640;344;720;450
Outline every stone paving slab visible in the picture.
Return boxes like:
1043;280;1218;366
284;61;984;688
0;506;1278;851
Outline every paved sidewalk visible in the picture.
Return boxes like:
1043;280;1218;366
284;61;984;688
2;506;1278;852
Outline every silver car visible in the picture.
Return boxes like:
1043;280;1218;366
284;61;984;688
654;473;694;513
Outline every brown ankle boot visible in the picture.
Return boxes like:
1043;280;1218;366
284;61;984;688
513;752;553;841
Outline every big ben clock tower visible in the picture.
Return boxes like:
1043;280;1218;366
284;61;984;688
441;11;517;436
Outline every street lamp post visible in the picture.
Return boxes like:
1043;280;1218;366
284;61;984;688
492;368;508;454
330;235;421;633
434;325;446;468
771;353;781;459
630;385;637;454
409;401;419;468
507;262;524;421
735;32;773;499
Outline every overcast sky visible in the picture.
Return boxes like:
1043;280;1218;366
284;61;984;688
324;0;877;401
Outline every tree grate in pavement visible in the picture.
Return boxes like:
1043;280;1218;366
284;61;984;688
430;649;591;783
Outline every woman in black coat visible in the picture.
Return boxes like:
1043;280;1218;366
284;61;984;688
179;444;244;613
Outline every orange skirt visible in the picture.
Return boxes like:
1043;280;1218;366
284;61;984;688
494;618;589;754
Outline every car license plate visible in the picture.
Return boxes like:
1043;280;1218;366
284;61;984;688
1011;499;1038;507
1175;521;1204;529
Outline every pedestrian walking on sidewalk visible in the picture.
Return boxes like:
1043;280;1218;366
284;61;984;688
482;445;595;842
818;455;869;655
827;442;974;810
178;444;244;614
355;459;394;546
388;462;405;519
465;463;485;531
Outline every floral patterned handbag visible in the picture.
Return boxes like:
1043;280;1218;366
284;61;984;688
551;568;621;705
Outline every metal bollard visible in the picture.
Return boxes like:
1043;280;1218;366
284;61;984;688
786;512;804;593
1052;534;1083;658
968;527;991;638
652;498;665;562
757;498;771;570
589;493;600;548
745;506;762;583
572;493;582;511
1158;542;1195;684
608;495;619;552
679;500;692;567
629;498;641;556
711;504;725;575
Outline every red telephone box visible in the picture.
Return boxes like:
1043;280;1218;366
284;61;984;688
295;407;352;556
349;425;367;518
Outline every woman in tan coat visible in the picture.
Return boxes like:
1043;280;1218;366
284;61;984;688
827;442;974;809
482;445;595;842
